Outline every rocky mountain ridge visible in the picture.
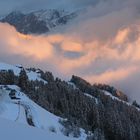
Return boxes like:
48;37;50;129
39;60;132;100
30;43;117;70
0;9;77;34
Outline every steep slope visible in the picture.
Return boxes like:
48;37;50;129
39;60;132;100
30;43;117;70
0;10;77;34
0;85;60;128
70;75;128;101
0;85;88;140
0;118;74;140
0;62;140;140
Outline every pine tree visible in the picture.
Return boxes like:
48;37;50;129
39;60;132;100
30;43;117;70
7;70;15;84
132;100;140;108
18;69;28;91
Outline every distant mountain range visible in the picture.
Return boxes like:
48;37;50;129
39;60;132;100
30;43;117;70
0;10;77;34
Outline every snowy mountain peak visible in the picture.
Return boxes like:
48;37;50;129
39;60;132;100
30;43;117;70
0;9;77;34
32;9;68;21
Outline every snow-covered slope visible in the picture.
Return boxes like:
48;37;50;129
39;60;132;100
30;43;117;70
35;9;76;28
0;118;73;140
0;62;47;83
0;85;60;128
68;79;140;111
0;84;88;140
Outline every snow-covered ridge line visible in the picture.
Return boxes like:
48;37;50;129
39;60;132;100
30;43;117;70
32;9;69;21
84;90;140;112
0;62;47;83
1;9;77;34
68;80;139;111
68;81;124;105
102;90;140;111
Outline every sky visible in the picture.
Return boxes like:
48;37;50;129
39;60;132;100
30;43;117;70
0;0;99;16
0;0;140;102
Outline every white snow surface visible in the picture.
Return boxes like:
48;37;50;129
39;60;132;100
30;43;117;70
0;117;73;140
33;9;67;22
0;85;63;130
0;84;88;140
0;62;47;83
32;9;72;30
0;62;20;75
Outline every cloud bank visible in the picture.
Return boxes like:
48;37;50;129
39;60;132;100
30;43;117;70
0;0;140;102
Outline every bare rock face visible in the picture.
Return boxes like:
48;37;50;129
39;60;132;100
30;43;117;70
0;10;77;34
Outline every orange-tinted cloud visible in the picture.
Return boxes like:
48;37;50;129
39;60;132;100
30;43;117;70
85;66;138;84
